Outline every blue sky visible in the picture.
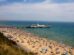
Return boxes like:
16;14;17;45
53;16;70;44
0;0;74;3
0;0;74;22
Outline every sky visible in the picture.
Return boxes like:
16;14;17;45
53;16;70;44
0;0;74;22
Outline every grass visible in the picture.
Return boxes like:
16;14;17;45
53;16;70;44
0;32;35;55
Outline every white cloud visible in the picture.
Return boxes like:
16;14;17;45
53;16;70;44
0;1;74;22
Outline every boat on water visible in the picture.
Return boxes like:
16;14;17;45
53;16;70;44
26;24;50;28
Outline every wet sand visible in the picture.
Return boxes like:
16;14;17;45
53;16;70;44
0;27;74;55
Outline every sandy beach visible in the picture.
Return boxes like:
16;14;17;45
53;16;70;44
0;27;74;55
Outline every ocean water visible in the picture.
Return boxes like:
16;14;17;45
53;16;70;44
0;21;74;47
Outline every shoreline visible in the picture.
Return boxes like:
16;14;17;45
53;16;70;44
0;27;74;55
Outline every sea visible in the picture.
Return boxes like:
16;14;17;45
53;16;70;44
0;21;74;47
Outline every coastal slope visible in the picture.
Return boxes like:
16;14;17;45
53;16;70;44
0;28;74;55
0;32;35;55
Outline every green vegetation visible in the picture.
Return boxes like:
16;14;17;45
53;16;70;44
0;32;35;55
